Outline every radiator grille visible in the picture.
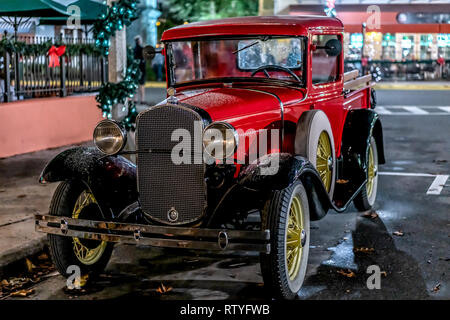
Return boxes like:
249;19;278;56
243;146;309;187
136;105;206;224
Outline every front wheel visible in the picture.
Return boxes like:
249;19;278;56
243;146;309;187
353;137;379;211
48;181;114;279
260;181;310;300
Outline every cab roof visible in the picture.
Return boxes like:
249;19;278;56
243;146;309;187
161;15;344;41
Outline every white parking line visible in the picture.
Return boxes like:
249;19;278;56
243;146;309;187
438;106;450;113
402;106;429;114
379;172;435;177
375;106;450;116
375;106;392;114
426;175;449;195
379;171;448;195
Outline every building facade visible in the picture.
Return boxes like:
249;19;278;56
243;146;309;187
267;0;450;62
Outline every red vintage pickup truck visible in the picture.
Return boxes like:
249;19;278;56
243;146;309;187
36;16;385;299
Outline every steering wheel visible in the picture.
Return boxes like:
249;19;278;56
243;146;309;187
251;65;301;82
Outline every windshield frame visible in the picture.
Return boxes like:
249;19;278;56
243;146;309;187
164;35;307;88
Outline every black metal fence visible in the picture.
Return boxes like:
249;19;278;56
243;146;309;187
345;59;450;81
1;35;107;103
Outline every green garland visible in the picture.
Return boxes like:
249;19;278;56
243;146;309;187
0;38;102;56
95;48;141;131
93;0;139;56
93;0;141;131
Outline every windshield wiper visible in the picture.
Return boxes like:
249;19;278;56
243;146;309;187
232;36;269;55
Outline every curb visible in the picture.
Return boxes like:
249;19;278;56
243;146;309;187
0;219;48;276
374;83;450;90
145;81;166;88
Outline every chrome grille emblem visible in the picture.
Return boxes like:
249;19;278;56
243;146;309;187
167;207;179;222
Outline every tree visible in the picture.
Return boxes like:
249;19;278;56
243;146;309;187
166;0;258;24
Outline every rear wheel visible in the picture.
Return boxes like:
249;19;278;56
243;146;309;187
354;137;379;211
48;181;114;279
260;181;310;300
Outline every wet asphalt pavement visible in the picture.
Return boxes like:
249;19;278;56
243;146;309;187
6;89;450;300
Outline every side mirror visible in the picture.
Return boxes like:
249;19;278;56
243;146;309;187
143;45;156;61
324;39;342;56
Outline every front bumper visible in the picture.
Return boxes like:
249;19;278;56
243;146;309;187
35;214;270;253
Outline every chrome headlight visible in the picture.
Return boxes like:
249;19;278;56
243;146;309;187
93;120;127;155
202;122;239;159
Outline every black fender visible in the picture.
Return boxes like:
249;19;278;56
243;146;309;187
236;153;332;221
334;108;385;206
39;147;137;220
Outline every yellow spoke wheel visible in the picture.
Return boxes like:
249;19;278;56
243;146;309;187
72;190;107;265
316;131;332;192
286;196;305;281
366;143;376;198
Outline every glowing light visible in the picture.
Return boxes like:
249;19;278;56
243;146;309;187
325;0;336;17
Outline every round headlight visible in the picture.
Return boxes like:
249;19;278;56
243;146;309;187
93;120;127;155
203;122;239;159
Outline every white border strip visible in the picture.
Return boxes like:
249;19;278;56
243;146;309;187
379;172;448;195
426;175;449;195
379;172;435;177
402;106;429;114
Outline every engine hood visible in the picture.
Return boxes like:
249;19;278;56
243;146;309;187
170;85;305;126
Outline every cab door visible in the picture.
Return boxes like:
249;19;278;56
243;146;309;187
307;31;345;156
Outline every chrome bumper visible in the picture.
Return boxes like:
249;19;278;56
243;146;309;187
35;214;270;253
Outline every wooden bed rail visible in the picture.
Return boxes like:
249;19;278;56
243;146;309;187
343;74;372;91
343;69;359;82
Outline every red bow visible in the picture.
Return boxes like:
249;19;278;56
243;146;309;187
48;45;66;68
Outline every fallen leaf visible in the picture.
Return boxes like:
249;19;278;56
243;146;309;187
37;253;49;261
1;279;9;287
363;211;379;219
393;231;404;237
431;283;441;292
336;179;349;184
337;269;356;278
11;289;34;297
354;247;375;254
73;274;89;288
25;259;36;272
156;282;172;294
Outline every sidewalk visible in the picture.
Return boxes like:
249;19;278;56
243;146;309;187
0;142;91;273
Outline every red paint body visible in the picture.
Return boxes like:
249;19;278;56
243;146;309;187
161;16;371;159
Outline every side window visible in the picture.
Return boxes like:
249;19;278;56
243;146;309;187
311;34;340;84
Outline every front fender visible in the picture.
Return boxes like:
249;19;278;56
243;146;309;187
237;153;332;221
39;147;137;219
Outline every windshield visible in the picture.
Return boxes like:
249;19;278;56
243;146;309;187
166;37;305;86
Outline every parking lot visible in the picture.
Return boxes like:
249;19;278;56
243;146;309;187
1;88;448;300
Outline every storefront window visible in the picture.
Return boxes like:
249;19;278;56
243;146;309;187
401;35;415;60
348;33;363;60
382;33;396;60
437;34;450;58
420;34;433;60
